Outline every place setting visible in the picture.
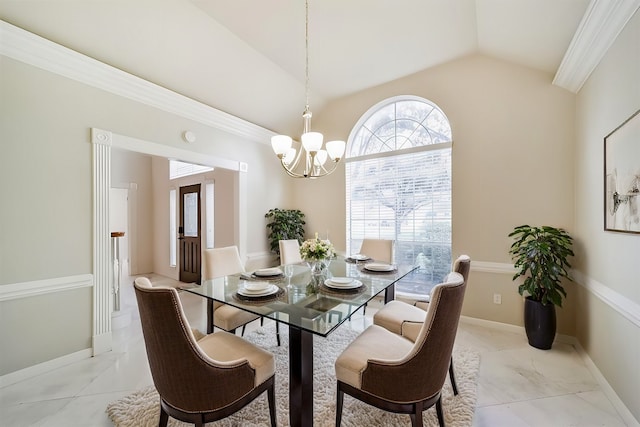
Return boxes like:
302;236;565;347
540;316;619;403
320;276;366;296
346;253;371;263
359;262;397;274
234;280;284;303
241;267;285;281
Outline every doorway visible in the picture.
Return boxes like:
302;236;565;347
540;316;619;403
179;184;202;284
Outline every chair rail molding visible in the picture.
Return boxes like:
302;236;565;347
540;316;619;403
0;274;93;302
572;270;640;328
469;262;639;329
0;20;275;144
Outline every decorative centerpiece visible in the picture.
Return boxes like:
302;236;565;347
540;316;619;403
300;233;335;277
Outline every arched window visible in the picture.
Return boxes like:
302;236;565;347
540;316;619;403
346;96;452;293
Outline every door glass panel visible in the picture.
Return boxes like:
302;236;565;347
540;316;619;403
183;192;198;237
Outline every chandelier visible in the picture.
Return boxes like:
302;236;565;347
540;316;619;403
270;0;346;179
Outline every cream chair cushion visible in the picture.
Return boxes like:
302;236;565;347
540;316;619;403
197;331;275;386
372;300;426;336
335;324;413;389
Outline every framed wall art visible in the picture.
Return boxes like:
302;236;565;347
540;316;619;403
604;109;640;234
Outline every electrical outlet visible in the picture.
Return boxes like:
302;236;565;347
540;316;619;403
493;293;502;304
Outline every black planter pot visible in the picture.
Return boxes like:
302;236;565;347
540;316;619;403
524;297;557;350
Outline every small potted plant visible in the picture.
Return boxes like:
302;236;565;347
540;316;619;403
265;208;306;259
508;225;574;349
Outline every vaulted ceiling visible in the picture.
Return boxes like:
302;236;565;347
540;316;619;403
1;0;631;137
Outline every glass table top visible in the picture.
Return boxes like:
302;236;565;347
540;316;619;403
184;257;418;337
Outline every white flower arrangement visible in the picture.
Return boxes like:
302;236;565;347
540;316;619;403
299;233;335;261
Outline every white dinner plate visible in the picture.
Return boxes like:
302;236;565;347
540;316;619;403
324;278;363;290
243;281;271;292
237;284;279;297
329;276;353;284
364;263;395;272
350;254;370;261
253;268;283;277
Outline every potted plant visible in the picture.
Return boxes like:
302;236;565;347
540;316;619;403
508;225;574;350
265;208;306;259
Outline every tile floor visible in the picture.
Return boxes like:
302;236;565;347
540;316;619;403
0;274;629;426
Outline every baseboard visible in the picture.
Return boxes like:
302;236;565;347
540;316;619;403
573;340;640;427
0;348;92;388
460;315;525;335
92;331;112;356
461;315;637;425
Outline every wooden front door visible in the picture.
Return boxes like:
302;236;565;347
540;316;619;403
179;184;201;284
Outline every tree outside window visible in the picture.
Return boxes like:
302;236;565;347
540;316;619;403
346;96;452;295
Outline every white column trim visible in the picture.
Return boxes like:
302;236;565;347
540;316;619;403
0;275;93;302
553;0;640;92
0;20;275;144
92;129;112;356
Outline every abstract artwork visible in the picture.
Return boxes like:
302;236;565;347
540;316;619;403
604;109;640;234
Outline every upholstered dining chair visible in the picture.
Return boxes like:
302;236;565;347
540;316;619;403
335;272;466;427
134;278;277;427
358;238;394;263
279;239;303;265
202;246;260;336
356;238;395;317
372;255;471;395
203;245;280;346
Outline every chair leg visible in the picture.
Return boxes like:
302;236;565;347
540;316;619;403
335;384;344;427
158;406;169;427
449;357;458;396
275;321;281;347
436;396;445;427
261;317;264;327
410;401;424;427
267;382;277;427
241;325;246;337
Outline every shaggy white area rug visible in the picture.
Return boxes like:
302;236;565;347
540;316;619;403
106;323;479;426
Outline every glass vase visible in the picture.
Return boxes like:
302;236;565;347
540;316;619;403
308;259;329;276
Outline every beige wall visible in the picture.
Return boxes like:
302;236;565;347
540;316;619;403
111;148;154;275
301;54;577;334
0;55;290;375
574;10;640;422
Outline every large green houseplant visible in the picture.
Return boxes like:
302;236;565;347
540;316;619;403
508;225;574;349
265;208;306;258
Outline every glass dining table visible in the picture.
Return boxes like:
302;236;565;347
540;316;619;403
185;256;418;427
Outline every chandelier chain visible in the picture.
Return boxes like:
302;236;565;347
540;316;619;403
305;0;310;110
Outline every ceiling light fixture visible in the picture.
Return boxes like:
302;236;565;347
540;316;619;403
270;0;346;179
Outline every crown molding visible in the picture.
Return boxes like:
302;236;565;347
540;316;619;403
553;0;640;93
0;20;275;144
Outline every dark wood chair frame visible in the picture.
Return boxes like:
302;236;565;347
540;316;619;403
159;375;276;427
336;380;444;427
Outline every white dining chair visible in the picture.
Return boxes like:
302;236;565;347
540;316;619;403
202;246;260;335
279;239;303;265
359;239;394;263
